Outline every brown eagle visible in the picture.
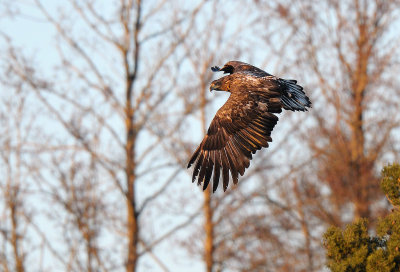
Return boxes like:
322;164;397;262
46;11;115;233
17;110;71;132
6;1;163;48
188;61;311;192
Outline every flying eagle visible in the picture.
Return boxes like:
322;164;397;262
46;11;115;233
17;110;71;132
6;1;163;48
187;61;311;192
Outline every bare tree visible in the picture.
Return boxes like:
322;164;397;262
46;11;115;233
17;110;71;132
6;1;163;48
176;2;276;271
214;0;400;270
0;0;213;271
260;0;400;222
0;124;26;272
0;53;38;272
179;0;400;271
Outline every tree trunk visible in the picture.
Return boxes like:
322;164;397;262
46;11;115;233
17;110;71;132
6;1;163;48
203;187;214;272
125;1;141;270
200;76;214;272
351;10;370;219
125;77;139;272
10;197;25;272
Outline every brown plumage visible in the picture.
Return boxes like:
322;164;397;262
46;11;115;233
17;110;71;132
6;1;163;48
188;61;311;192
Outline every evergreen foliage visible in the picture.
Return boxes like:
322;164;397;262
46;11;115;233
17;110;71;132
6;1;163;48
323;163;400;272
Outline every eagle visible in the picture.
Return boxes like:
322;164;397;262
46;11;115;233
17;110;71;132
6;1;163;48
187;61;311;192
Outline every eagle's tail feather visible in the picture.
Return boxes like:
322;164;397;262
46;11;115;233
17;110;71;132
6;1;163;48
279;79;312;112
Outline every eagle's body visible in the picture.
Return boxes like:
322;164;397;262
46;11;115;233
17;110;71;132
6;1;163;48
188;61;311;192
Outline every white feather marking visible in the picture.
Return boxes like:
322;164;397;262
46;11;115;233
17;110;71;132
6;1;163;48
244;76;261;84
244;101;254;110
258;102;268;111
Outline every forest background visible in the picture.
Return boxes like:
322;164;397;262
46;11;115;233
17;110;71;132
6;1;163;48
1;0;400;271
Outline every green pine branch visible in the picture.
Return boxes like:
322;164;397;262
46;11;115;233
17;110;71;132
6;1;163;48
323;163;400;272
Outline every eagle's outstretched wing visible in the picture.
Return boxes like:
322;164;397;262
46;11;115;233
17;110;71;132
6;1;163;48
187;90;280;192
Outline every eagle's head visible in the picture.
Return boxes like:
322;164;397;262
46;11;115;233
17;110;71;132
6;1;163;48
210;77;231;92
211;61;248;74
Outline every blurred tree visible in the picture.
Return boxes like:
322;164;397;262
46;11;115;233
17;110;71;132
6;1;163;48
0;77;32;272
0;0;209;271
281;0;400;222
214;0;400;270
323;163;400;272
176;2;253;271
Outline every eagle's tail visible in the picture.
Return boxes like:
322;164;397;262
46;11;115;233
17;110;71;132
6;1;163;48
279;79;312;112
